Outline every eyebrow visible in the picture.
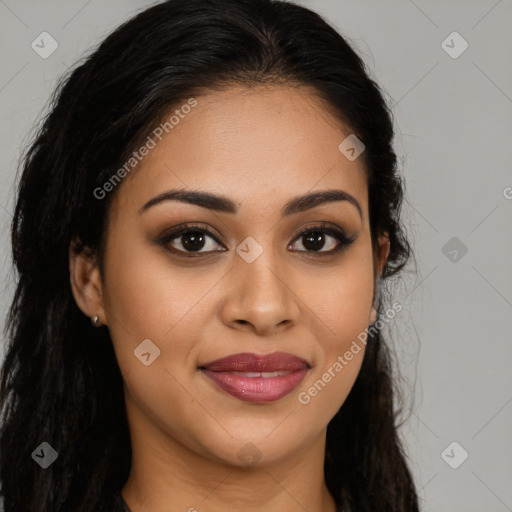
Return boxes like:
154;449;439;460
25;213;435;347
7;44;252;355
139;188;362;219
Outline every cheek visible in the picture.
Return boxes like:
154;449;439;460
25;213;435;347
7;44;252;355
297;246;374;413
101;234;231;381
100;234;187;366
316;244;375;345
101;246;216;447
102;223;198;333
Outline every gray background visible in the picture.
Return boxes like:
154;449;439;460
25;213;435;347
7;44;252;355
1;1;511;511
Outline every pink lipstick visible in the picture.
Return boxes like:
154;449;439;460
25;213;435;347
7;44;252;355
199;352;310;403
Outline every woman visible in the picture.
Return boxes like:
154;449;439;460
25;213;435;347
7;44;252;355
0;0;419;510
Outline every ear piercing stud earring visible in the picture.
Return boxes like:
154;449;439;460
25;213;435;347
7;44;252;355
91;315;101;327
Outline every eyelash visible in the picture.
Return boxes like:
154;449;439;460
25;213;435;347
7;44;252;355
156;222;356;258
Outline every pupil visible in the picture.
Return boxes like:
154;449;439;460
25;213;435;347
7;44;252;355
182;231;205;251
304;231;324;251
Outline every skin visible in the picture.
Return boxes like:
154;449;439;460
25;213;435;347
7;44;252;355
70;84;389;512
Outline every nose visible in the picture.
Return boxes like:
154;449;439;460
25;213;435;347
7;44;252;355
220;247;300;336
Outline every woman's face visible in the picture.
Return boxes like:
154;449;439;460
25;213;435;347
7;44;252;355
76;84;388;467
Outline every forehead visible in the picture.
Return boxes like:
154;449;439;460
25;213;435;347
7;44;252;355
110;84;368;221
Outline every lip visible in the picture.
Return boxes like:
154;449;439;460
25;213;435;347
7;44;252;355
199;352;311;403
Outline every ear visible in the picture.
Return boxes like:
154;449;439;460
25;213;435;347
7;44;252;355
69;239;107;325
376;232;390;277
369;232;391;325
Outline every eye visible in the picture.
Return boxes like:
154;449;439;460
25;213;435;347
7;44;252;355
288;222;355;256
156;221;355;258
156;223;226;257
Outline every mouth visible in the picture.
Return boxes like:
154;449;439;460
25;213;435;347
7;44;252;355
198;352;311;403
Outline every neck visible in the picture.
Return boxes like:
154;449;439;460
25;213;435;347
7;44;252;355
121;394;337;512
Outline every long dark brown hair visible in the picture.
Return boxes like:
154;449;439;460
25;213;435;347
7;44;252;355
0;0;419;510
